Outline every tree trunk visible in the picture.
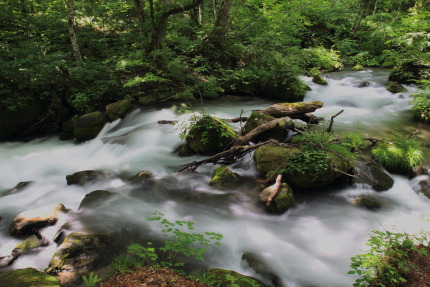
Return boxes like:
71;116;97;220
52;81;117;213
351;0;372;34
133;0;145;26
259;101;324;118
213;0;233;38
66;0;83;67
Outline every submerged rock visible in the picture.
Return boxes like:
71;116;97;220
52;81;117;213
0;268;60;287
259;182;296;214
352;196;381;210
312;74;328;85
209;165;241;190
78;190;115;210
243;111;288;142
205;268;268;287
184;115;237;155
46;232;111;286
129;170;154;185
242;252;283;287
351;160;394;191
66;170;110;186
105;99;132;121
387;82;407;93
9;203;68;237
14;234;48;252
413;177;430;200
73;111;107;142
353;81;370;88
3;181;33;196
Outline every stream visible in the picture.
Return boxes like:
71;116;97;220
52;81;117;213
1;68;430;287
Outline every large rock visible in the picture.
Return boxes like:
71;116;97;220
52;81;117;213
242;252;283;287
209;165;241;190
387;82;407;93
261;78;308;102
105;99;132;121
312;74;328;85
351;160;394;191
9;203;68;237
259;182;296;214
205;268;267;287
184;115;237;155
0;268;60;287
45;232;111;286
253;145;351;188
73;111;107;141
352;196;381;210
243;111;288;142
66;170;110;186
389;61;430;84
79;190;115;210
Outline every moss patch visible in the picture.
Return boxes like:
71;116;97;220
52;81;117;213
209;165;241;190
0;268;60;287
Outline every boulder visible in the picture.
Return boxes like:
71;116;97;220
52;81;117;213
312;74;328;85
79;190;115;210
352;196;381;210
0;268;60;287
388;61;430;84
387;82;407;93
14;234;48;252
205;268;268;287
259;182;296;214
184;115;237;155
73;111;107;142
3;181;33;196
45;232;111;286
129;170;154;184
353;81;370;88
243;111;288;142
9;203;68;237
413;178;430;199
351;160;394;191
105;99;132;121
242;252;283;287
261;78;308;102
253;145;351;188
66;170;109;186
352;64;364;71
209;165;241;190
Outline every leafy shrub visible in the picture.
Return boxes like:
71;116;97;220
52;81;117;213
302;47;344;71
410;91;430;122
371;138;424;174
349;230;429;287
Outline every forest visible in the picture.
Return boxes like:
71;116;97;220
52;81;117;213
1;1;430;287
0;0;429;141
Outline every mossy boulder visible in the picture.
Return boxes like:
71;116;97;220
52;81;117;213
14;234;46;252
388;61;430;84
46;232;111;286
78;190;115;210
66;170;110;186
205;268;267;287
9;203;68;237
73;111;107;142
138;95;157;105
243;111;288;142
259;182;296;214
242;252;283;287
387;82;407;93
253;145;351;188
184;115;237;155
352;64;364;71
261;77;308;102
129;170;154;184
209;165;241;190
352;196;381;210
312;74;328;85
105;100;133;121
351;160;394;191
0;268;60;287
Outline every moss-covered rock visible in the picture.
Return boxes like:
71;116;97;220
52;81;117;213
14;234;46;252
351;160;394;191
105;100;133;121
388;61;430;85
73;111;107;142
46;232;111;286
0;268;60;287
352;64;364;71
259;182;296;214
9;203;68;237
352;196;381;210
243;111;288;142
209;165;241;190
66;170;109;186
253;146;300;179
184;115;237;155
312;74;328;85
138;95;157;105
261;77;308;102
205;268;267;287
129;170;154;184
387;82;407;93
78;190;115;210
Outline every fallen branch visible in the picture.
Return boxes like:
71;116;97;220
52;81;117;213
178;139;282;172
226;116;248;123
266;174;282;206
258;101;324;118
326;110;344;133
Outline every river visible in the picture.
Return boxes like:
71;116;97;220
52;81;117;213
0;68;429;287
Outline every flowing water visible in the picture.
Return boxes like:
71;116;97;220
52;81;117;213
0;69;430;287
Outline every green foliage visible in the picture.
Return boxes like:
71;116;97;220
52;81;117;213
411;91;430;122
371;138;424;173
82;272;102;287
302;47;344;71
349;230;429;287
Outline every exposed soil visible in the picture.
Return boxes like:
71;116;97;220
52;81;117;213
400;245;430;287
99;267;208;287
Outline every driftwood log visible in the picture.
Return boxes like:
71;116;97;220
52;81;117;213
258;101;324;118
266;174;282;206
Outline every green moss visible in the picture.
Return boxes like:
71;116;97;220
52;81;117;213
243;111;287;142
387;82;407;93
352;64;364;71
312;74;328;85
204;268;266;287
253;146;300;179
0;268;60;287
353;197;381;210
15;235;43;251
73;111;107;142
259;183;296;214
209;165;241;190
105;99;132;121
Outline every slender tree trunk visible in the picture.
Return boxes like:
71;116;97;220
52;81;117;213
213;0;233;37
66;0;83;66
133;0;145;26
351;0;372;34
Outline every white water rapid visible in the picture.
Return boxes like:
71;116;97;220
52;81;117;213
0;69;429;287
